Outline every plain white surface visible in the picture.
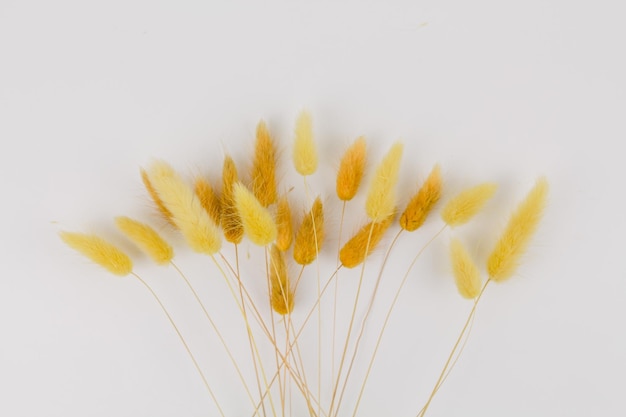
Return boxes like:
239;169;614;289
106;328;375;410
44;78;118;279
1;1;625;416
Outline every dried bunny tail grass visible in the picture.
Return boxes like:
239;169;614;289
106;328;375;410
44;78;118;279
293;110;318;176
336;136;367;201
339;212;395;269
252;120;278;207
293;196;324;265
449;238;482;299
365;142;404;222
487;177;549;282
194;178;221;225
60;232;133;276
400;164;443;232
221;155;244;244
441;182;498;227
141;169;175;226
275;195;293;251
115;216;173;265
233;182;277;246
146;161;222;255
270;244;294;315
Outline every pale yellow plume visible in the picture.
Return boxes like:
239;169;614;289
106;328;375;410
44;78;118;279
194;178;221;226
449;238;482;299
233;182;277;246
221;155;244;244
141;169;175;227
60;232;133;276
115;217;174;265
365;142;404;222
339;213;394;269
336;137;367;201
293;197;324;265
487;178;549;282
400;164;443;232
146;161;222;255
441;183;497;227
275;196;293;251
270;244;294;315
293;111;318;176
252;121;278;207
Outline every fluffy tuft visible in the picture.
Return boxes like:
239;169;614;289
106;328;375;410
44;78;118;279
449;238;482;299
146;161;222;255
336;137;367;201
233;182;277;246
60;232;133;276
269;244;294;315
339;212;394;268
487;178;549;282
221;155;244;244
141;169;176;227
252;121;278;207
293;197;325;265
400;164;443;231
115;217;173;265
194;178;222;226
293;111;318;176
275;196;293;251
441;183;497;227
365;142;404;222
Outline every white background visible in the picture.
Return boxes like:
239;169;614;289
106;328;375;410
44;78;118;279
1;1;625;416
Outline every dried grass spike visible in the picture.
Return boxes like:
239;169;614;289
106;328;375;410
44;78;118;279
275;196;293;251
336;137;367;201
270;244;294;315
195;178;221;225
252;121;278;207
293;197;324;265
141;169;175;226
449;238;482;299
365;142;404;222
60;232;133;276
293;111;318;176
146;161;222;255
115;217;173;265
233;182;277;246
400;164;443;231
441;183;497;227
221;155;244;244
339;213;394;269
487;178;549;282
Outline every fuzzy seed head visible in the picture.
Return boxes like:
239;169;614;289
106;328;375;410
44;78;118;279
365;142;404;222
449;238;482;299
275;196;293;251
141;169;176;227
115;217;173;265
340;213;394;269
487;178;549;282
293;197;324;265
194;178;221;226
441;183;497;227
336;137;367;201
400;164;443;231
60;232;133;276
293;111;318;176
270;244;294;315
146;161;222;255
252;121;278;207
233;182;277;246
221;155;244;244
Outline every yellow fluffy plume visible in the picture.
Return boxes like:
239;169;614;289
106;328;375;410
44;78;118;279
115;217;173;265
487;178;548;282
365;142;404;222
252;121;278;207
293;197;324;265
339;213;394;269
449;238;482;299
60;232;133;276
141;169;175;227
233;182;277;246
194;178;221;226
269;244;294;315
400;164;443;232
441;183;497;227
293;111;318;176
146;161;222;255
221;155;244;244
336;137;367;201
275;196;293;251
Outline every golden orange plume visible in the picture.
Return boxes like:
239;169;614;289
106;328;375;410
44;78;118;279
400;165;443;232
339;213;395;268
293;197;324;265
194;178;221;226
269;244;294;315
275;196;293;251
221;155;244;244
252;121;278;207
336;137;367;201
